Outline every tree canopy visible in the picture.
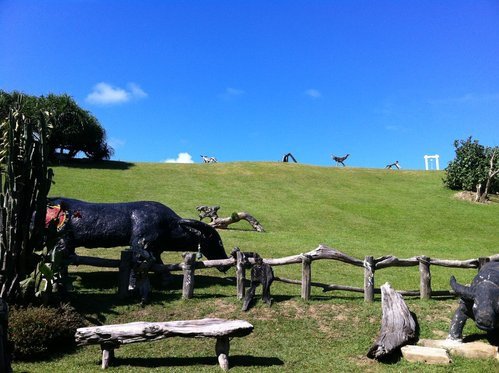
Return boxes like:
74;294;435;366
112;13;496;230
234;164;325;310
0;91;113;161
443;137;499;202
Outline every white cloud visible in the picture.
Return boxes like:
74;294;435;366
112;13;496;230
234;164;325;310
108;137;126;149
86;82;147;105
163;152;194;163
127;83;147;99
304;89;321;98
219;87;245;100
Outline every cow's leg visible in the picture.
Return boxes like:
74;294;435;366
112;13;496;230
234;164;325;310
448;300;473;341
57;238;74;293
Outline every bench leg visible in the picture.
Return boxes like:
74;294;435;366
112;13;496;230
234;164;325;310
101;346;115;369
215;337;230;371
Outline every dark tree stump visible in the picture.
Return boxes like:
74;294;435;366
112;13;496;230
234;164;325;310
367;282;417;359
242;254;274;311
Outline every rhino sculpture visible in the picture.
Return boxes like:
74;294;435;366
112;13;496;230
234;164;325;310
448;261;499;340
46;198;230;269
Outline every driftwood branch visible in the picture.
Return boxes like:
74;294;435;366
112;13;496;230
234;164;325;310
197;205;265;232
367;282;417;360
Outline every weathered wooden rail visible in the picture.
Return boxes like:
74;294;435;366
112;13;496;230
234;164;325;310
67;244;499;302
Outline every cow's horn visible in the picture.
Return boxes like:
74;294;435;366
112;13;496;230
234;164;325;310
450;275;474;300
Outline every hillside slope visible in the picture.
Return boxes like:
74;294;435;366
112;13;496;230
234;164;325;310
13;161;498;373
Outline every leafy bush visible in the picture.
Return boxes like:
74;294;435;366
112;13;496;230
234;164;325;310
443;137;499;194
9;303;87;360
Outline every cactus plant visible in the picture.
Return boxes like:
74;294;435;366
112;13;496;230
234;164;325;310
0;94;54;302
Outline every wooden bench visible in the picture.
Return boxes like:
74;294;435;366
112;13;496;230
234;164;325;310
75;318;254;371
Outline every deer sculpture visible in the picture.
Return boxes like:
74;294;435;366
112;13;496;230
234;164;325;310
331;154;350;167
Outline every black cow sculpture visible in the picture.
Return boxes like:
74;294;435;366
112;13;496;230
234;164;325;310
448;261;499;341
46;198;230;271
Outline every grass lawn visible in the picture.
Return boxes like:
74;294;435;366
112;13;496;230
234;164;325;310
12;161;499;372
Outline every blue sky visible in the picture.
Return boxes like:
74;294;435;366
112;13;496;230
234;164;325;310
1;1;498;169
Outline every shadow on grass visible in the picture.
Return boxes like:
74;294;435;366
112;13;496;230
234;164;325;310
51;159;134;170
68;271;237;321
463;332;499;346
72;271;237;292
112;355;284;369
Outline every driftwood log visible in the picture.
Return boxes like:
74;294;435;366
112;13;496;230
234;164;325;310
196;205;264;232
75;318;254;371
367;282;417;359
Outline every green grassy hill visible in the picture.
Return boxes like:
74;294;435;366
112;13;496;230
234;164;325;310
14;161;498;372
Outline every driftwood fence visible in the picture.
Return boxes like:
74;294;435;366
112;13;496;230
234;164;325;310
67;244;499;302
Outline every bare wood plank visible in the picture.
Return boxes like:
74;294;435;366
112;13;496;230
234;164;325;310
75;318;254;346
261;244;364;267
182;253;196;299
118;250;133;299
419;256;431;300
301;255;311;301
429;258;478;268
235;250;246;300
367;282;417;359
374;256;419;269
364;256;375;302
274;277;366;293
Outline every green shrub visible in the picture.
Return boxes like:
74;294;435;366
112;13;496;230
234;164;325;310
9;303;87;360
443;137;499;193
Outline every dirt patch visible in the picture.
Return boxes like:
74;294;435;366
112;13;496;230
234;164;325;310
207;298;239;317
350;354;379;371
454;191;490;204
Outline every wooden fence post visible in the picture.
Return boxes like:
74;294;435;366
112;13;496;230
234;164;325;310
182;252;196;299
418;256;431;300
478;257;490;270
364;256;375;302
236;250;246;300
301;255;312;301
118;250;133;299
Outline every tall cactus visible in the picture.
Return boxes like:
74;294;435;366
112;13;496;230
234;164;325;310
0;94;53;302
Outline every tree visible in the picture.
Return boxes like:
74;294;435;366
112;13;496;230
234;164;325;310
443;137;499;202
0;91;113;161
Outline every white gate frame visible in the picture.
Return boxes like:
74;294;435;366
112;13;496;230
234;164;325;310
424;154;440;170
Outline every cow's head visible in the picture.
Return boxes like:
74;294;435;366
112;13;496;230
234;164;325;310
179;219;231;272
450;274;499;332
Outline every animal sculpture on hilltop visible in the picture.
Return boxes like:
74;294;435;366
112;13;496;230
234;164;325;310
448;261;499;341
201;155;217;163
385;161;401;169
281;153;298;163
331;154;350;167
